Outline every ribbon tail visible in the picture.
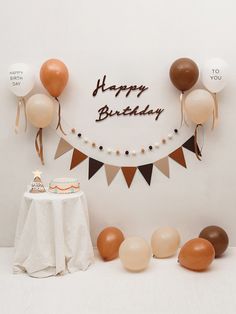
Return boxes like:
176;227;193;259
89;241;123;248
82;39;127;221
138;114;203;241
22;97;27;132
180;92;184;127
55;97;67;135
35;128;44;165
180;92;188;128
212;107;215;130
15;100;21;134
213;93;218;119
194;124;202;161
212;93;218;129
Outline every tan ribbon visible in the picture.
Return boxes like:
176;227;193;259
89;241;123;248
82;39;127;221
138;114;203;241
194;124;203;161
213;93;218;119
35;128;44;165
55;97;66;135
211;92;218;130
15;97;27;133
180;92;188;128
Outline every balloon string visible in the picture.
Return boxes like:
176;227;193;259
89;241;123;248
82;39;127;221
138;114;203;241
15;99;21;134
212;93;218;130
22;97;27;132
179;92;188;128
194;124;203;161
15;97;27;133
35;128;44;165
55;97;66;135
213;93;218;119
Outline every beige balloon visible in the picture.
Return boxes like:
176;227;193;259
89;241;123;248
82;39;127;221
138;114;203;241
151;227;180;258
119;237;151;272
26;94;54;128
184;89;215;124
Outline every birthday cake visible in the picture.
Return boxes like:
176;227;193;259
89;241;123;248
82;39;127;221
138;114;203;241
49;178;80;194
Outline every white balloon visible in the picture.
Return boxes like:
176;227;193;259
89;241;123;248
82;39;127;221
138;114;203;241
8;63;35;97
201;58;228;93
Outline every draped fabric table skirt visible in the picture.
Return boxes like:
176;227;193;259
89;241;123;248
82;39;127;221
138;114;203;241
13;191;94;278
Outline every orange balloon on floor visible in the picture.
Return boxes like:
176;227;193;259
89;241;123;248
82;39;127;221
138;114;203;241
178;238;215;271
97;227;124;261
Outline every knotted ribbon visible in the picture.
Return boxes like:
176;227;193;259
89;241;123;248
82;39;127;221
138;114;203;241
55;97;66;135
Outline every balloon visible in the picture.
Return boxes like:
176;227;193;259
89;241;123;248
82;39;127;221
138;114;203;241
40;59;69;98
184;89;214;125
97;227;124;261
169;58;199;92
119;237;151;272
151;227;180;258
199;226;229;257
26;94;54;128
202;58;228;93
178;238;215;271
8;63;35;97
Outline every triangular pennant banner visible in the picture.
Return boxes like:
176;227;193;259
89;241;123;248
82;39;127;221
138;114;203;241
138;164;153;185
104;164;120;186
121;167;137;188
54;138;73;159
182;135;201;156
89;158;104;179
70;149;88;170
154;157;170;178
169;147;187;168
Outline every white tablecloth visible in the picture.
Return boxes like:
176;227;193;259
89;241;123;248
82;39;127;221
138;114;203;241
13;191;94;278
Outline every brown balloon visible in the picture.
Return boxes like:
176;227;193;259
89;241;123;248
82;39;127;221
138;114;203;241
199;226;229;257
178;238;215;271
40;59;69;97
97;227;125;261
169;58;199;92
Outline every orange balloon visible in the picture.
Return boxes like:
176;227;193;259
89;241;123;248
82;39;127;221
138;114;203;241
40;59;69;97
97;227;124;261
178;238;215;271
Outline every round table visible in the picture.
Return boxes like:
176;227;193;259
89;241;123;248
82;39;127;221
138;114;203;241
13;191;94;278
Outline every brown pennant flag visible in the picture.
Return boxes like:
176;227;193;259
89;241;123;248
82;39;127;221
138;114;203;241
70;149;88;170
54;138;73;159
105;164;120;186
154;157;170;178
88;158;104;180
138;164;153;185
121;167;137;188
169;147;187;168
182;135;201;156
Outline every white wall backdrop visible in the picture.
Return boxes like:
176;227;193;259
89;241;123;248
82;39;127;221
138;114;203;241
0;0;236;246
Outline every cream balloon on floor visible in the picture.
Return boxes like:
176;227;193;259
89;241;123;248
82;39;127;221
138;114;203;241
151;227;181;258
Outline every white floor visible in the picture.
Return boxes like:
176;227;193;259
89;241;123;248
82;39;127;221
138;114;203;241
0;248;236;314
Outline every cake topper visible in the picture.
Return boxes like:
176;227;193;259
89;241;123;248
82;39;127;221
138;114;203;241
30;170;46;193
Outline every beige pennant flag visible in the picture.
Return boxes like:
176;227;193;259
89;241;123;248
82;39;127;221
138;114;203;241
154;157;170;178
105;164;120;186
54;138;73;159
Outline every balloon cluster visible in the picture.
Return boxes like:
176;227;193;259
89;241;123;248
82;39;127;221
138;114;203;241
97;225;229;272
169;57;228;160
8;59;69;164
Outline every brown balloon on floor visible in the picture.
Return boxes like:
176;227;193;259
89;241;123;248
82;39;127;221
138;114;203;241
199;226;229;257
178;238;215;271
97;227;125;261
169;58;199;92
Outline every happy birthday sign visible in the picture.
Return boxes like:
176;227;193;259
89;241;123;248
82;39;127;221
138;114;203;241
93;75;165;122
